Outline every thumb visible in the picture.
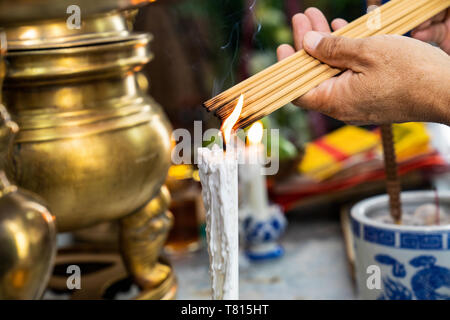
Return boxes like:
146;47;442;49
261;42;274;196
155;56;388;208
303;31;367;71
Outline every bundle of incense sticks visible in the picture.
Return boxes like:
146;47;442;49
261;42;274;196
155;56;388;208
204;0;450;129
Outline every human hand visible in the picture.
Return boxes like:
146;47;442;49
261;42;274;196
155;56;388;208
277;8;450;125
412;9;450;54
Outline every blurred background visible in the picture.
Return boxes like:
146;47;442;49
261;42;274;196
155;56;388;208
134;0;450;299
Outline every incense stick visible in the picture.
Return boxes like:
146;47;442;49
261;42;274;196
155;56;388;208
366;1;403;224
380;124;402;224
204;0;450;129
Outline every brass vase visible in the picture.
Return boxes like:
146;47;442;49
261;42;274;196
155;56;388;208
0;108;57;300
0;38;56;299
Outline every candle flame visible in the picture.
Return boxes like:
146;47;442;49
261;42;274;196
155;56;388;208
247;121;264;145
220;94;243;146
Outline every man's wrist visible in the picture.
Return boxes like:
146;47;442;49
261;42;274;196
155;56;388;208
432;75;450;125
425;60;450;125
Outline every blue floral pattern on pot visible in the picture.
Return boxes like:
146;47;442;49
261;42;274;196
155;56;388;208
375;254;450;300
350;191;450;300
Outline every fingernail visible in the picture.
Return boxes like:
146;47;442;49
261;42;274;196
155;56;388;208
304;31;324;50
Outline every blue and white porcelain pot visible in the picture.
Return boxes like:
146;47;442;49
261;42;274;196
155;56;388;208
351;191;450;300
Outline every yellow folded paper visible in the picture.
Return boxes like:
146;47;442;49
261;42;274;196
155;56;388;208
299;123;431;181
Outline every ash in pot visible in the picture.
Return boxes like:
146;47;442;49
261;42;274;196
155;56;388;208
371;203;450;226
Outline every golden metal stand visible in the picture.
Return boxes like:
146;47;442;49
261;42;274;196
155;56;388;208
48;246;176;300
120;186;174;289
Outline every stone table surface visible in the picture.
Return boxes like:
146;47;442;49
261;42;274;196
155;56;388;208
169;213;356;300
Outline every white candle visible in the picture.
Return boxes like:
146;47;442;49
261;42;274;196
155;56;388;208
198;144;239;300
240;121;270;220
240;145;270;220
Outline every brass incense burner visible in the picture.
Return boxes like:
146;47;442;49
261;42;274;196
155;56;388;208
1;1;176;299
4;33;172;231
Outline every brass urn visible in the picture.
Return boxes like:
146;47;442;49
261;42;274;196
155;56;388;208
1;2;176;298
0;37;56;299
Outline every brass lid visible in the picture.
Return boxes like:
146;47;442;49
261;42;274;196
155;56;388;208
5;10;137;51
5;33;153;84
